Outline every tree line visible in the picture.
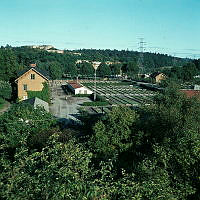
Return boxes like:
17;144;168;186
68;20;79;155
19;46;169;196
0;45;190;82
161;60;200;84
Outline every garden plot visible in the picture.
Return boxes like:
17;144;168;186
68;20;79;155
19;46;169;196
83;82;156;106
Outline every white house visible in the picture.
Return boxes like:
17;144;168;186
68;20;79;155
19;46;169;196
67;81;93;95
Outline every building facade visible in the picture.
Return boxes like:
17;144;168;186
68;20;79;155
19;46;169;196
15;66;49;100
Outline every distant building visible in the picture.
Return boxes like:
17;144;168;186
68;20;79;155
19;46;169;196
105;61;121;65
180;89;200;99
30;45;54;50
46;49;64;54
150;72;167;83
15;64;49;101
75;60;90;64
92;61;101;69
25;45;64;54
194;85;200;90
67;81;93;95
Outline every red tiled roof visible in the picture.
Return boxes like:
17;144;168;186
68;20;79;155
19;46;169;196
180;90;200;99
68;81;83;89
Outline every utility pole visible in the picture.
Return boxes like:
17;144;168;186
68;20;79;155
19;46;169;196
137;38;146;76
94;67;97;101
93;64;99;101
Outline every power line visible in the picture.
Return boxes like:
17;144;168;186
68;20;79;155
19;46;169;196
137;38;146;74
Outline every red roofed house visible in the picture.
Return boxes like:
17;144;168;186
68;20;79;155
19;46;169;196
180;85;200;99
180;89;200;99
67;81;93;95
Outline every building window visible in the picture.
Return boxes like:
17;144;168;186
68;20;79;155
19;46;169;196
31;74;35;79
23;84;27;91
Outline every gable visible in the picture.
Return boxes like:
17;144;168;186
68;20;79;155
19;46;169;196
15;68;49;82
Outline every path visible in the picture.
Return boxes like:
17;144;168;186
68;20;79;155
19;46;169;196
0;102;11;115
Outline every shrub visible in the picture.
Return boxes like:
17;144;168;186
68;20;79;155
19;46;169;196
27;82;50;103
83;101;109;106
0;80;12;100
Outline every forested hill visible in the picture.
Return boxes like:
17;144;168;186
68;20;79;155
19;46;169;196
0;45;190;81
13;46;187;70
67;48;188;69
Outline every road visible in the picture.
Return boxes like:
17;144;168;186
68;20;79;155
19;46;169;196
49;85;92;124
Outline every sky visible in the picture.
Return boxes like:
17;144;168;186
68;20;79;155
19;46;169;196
0;0;200;58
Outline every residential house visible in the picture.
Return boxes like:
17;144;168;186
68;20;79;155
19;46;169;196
180;85;200;99
151;72;167;83
15;64;49;100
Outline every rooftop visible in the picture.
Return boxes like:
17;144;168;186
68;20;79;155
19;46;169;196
17;66;50;80
68;81;83;89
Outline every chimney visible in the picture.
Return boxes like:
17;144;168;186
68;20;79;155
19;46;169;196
30;63;36;68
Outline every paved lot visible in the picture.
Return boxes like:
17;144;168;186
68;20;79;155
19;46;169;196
49;85;92;124
0;102;11;115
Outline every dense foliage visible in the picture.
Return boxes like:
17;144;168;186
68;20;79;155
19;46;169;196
163;62;199;82
1;86;200;199
0;81;12;100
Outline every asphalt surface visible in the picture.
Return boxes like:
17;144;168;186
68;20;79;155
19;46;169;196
49;85;92;124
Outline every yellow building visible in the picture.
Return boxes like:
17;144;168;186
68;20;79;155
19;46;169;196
151;72;167;83
15;65;49;100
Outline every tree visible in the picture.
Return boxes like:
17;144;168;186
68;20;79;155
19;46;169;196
89;106;138;159
125;61;139;77
135;86;200;199
64;62;77;77
0;103;56;150
0;104;142;200
182;62;198;81
97;62;111;78
79;62;94;77
0;80;12;100
0;48;19;81
48;61;63;79
111;63;121;76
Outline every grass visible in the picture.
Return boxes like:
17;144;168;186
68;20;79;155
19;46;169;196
73;94;92;97
83;101;109;106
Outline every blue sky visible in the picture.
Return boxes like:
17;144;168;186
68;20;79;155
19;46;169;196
0;0;200;58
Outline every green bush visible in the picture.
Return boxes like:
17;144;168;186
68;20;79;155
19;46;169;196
0;98;5;109
0;80;12;100
27;82;50;103
83;101;109;106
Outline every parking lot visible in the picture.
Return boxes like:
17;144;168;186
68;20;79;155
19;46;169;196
49;85;92;124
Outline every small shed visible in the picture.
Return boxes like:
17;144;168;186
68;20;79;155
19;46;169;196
22;97;49;112
67;81;93;95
